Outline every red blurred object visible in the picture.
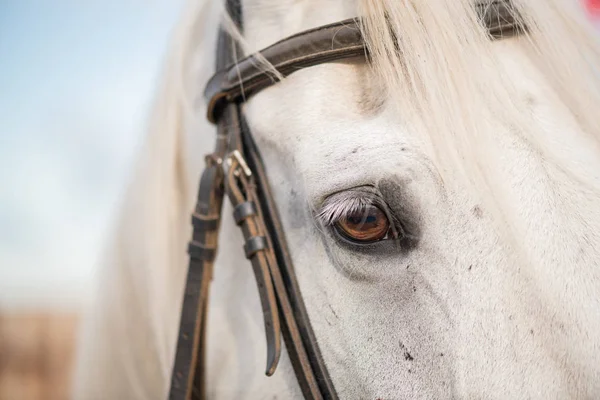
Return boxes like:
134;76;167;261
584;0;600;16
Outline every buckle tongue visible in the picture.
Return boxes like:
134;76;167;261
224;150;252;178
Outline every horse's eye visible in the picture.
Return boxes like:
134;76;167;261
334;205;391;244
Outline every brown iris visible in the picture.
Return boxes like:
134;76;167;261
335;205;391;243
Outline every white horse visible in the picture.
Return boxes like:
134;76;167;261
72;0;600;398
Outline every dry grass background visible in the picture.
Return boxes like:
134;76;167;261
0;313;79;400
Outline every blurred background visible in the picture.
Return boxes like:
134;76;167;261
0;1;184;399
0;1;598;400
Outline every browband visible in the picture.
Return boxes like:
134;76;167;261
204;18;364;123
205;0;523;123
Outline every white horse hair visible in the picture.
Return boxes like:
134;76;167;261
72;0;600;399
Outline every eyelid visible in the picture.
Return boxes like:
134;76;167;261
316;187;381;226
316;187;401;239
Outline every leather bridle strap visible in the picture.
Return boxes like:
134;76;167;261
204;0;523;124
222;118;334;399
168;1;524;399
167;24;236;400
236;116;339;399
212;2;338;399
204;18;365;124
168;2;338;399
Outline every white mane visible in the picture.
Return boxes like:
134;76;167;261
359;0;600;251
72;0;600;399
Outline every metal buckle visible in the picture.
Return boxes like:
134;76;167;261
224;150;252;178
204;153;223;167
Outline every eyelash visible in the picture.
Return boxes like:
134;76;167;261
316;190;402;245
316;195;375;227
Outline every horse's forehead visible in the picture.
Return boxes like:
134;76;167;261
241;1;430;197
244;65;433;204
245;61;379;130
243;0;358;52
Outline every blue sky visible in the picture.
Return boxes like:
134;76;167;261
0;1;185;308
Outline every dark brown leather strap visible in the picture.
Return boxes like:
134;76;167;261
204;18;364;123
480;0;524;39
204;0;523;123
239;115;338;400
223;147;282;378
218;92;338;399
167;152;224;400
168;2;524;399
168;26;236;400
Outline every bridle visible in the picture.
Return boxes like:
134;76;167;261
167;1;523;399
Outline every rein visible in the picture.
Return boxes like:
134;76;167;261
167;2;523;399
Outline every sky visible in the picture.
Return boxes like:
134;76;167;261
0;1;185;309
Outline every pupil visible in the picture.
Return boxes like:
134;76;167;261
347;211;378;227
347;215;362;225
